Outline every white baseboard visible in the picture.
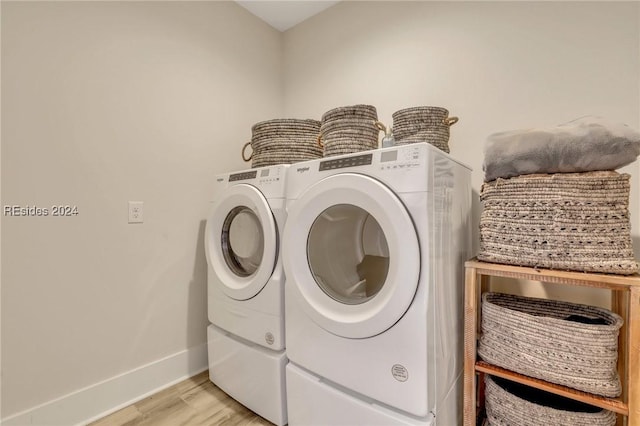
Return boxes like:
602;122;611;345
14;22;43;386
1;343;208;426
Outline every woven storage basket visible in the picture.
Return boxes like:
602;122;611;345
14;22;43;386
321;104;378;123
485;375;616;426
392;106;458;153
478;171;638;275
319;105;383;157
479;292;623;397
242;119;322;168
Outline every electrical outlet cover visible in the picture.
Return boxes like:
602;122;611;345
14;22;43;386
128;201;144;223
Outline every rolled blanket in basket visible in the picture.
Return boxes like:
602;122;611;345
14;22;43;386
483;116;640;182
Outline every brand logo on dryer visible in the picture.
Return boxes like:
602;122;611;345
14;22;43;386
216;178;225;182
296;167;310;173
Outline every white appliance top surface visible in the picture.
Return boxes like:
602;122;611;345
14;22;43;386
287;143;470;197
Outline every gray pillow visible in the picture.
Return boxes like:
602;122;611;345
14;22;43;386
483;116;640;182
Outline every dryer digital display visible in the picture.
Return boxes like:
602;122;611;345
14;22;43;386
380;150;398;162
319;153;373;171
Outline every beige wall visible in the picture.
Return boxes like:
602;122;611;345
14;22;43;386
1;1;281;417
283;1;640;304
283;1;640;192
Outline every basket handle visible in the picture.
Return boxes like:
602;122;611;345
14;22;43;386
317;133;324;149
242;142;253;162
444;116;459;126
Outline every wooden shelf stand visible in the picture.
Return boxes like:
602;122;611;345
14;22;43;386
463;259;640;426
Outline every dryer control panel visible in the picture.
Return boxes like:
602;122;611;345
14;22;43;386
319;153;373;171
285;143;468;198
378;145;424;171
317;145;425;173
229;170;258;182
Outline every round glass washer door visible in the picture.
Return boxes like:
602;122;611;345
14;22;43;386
283;173;420;338
205;184;277;301
221;206;264;277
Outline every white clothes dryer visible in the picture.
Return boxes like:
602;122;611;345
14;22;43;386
205;165;288;426
283;143;471;425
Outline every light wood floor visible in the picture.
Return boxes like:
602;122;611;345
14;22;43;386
90;371;274;426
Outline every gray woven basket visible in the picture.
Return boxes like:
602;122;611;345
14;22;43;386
242;119;322;168
391;106;458;153
485;375;616;426
479;292;623;397
321;104;378;123
478;171;639;275
319;106;383;157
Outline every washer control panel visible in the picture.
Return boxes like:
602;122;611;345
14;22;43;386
213;166;287;199
228;167;284;185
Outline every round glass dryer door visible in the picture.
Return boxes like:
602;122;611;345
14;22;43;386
205;184;277;301
283;173;420;338
307;204;389;305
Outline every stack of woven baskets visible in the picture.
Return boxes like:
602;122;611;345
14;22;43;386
392;106;458;153
477;117;639;425
478;117;639;275
319;105;382;157
242;119;322;168
241;104;463;165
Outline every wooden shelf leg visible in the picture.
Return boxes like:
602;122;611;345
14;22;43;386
628;286;639;426
613;290;628;424
464;267;480;426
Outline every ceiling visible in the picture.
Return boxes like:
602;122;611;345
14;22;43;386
235;1;341;32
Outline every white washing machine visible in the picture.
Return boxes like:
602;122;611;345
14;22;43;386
282;143;471;425
205;165;288;426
